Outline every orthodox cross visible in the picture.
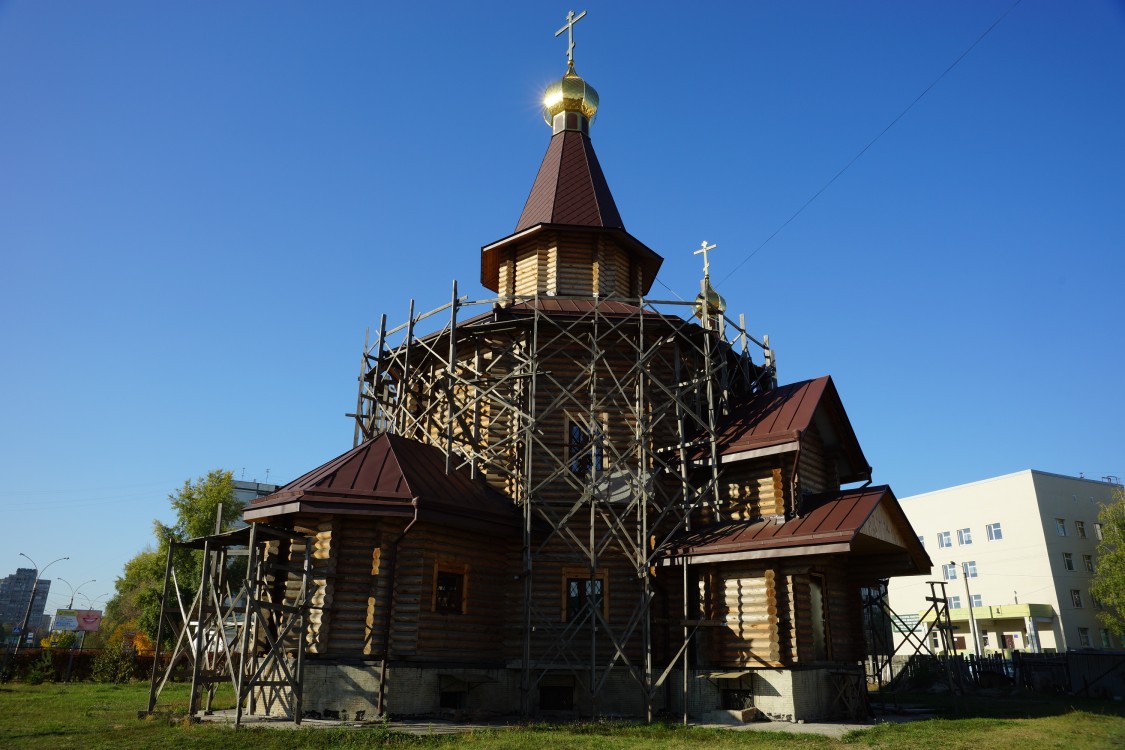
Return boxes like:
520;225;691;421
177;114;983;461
695;240;717;278
555;10;587;66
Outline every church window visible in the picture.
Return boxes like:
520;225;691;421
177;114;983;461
561;566;607;622
433;562;468;614
566;414;606;477
809;573;831;660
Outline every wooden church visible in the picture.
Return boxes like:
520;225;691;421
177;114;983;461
242;14;930;723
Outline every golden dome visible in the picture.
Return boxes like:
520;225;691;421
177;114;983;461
693;277;728;325
542;62;600;125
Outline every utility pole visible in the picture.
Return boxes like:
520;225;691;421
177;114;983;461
955;560;982;656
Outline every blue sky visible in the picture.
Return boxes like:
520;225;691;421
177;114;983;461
1;1;1122;612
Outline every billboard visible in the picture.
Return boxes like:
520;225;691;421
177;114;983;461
54;610;101;632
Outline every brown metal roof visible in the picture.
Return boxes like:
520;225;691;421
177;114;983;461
661;485;931;577
516;130;623;231
243;433;518;534
709;376;871;484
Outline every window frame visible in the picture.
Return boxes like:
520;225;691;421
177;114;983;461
1063;552;1074;571
964;560;978;578
1083;554;1094;573
560;565;608;622
1078;627;1090;647
1070;589;1083;608
937;531;952;549
1075;520;1086;538
431;560;470;615
948;595;962;609
970;593;982;608
942;563;958;581
986;522;1003;541
957;527;973;545
1094;522;1103;541
1055;518;1067;536
564;413;608;478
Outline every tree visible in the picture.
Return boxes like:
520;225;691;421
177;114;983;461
1090;488;1125;638
102;549;167;642
154;469;241;543
102;470;242;643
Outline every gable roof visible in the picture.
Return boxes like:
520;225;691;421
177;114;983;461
660;485;931;579
710;376;871;484
516;130;623;231
243;433;519;535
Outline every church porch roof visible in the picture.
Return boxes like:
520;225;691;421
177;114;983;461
659;485;931;579
243;433;519;535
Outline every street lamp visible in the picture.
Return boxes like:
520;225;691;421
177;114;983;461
57;578;96;609
13;553;69;654
77;592;110;610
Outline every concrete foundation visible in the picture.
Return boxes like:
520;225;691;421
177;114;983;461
252;660;861;722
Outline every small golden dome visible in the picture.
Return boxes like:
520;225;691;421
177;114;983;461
693;277;728;324
542;62;600;125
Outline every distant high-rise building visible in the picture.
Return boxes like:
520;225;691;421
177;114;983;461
0;568;52;629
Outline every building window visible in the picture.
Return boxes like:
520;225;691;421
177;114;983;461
1083;554;1095;573
964;560;978;578
1094;522;1103;541
1055;518;1067;536
1075;520;1086;538
561;566;607;622
986;522;1003;541
566;415;605;477
942;563;958;581
1070;589;1083;608
1091;592;1103;610
1102;629;1113;648
432;562;468;614
918;535;925;548
970;594;982;608
1063;552;1074;571
957;528;972;545
981;631;990;647
949;595;962;609
1078;627;1090;647
937;531;952;548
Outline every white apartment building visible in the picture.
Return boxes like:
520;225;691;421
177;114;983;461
887;470;1122;654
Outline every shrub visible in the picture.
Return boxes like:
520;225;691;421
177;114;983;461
92;641;135;684
24;651;56;685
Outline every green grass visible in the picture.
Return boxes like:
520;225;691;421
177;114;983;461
0;682;1123;750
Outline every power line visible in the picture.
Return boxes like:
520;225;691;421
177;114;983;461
718;0;1024;285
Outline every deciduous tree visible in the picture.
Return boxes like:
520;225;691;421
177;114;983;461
1091;488;1125;637
103;470;242;642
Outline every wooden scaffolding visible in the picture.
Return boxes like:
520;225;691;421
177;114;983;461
351;286;774;718
144;523;313;725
